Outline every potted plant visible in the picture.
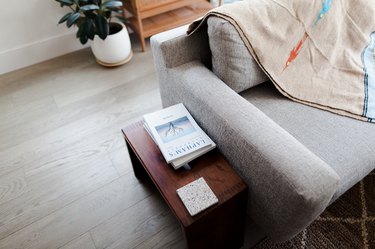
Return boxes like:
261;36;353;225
56;0;132;66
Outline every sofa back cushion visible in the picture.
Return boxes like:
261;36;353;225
207;16;269;93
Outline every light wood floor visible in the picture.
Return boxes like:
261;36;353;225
0;39;189;249
0;38;261;249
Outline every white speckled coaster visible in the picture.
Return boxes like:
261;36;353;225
176;177;218;216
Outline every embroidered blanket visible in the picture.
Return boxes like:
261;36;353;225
188;0;375;122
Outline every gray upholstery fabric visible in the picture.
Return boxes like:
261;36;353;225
151;26;374;242
152;30;340;241
207;16;268;93
152;24;211;70
240;83;375;201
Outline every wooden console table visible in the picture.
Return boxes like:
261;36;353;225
122;0;212;51
122;121;248;249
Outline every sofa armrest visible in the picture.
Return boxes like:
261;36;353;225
151;25;211;72
152;35;340;240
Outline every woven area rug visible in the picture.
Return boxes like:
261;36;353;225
254;171;375;249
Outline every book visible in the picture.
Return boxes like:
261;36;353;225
143;103;216;169
144;122;216;169
176;177;218;216
170;141;215;168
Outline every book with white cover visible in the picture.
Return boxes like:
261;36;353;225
176;177;219;216
143;103;215;167
170;142;216;168
144;122;216;169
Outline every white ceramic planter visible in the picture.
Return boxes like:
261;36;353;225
91;22;132;67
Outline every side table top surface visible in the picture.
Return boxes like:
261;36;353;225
122;121;247;227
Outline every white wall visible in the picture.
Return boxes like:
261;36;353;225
0;0;89;75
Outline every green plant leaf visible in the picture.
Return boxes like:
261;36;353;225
79;34;89;44
87;20;95;40
58;12;72;24
95;14;108;40
76;22;85;38
104;11;111;19
102;1;123;9
80;4;99;12
104;6;122;13
66;12;81;27
55;0;74;6
76;17;84;27
76;20;91;44
81;19;95;40
103;0;122;3
83;10;96;19
79;20;95;40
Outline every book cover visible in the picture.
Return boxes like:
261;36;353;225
143;103;213;163
171;142;216;169
144;122;216;169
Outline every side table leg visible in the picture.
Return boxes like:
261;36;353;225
183;189;248;249
125;139;148;180
136;14;146;52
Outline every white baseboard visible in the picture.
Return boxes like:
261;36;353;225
0;32;90;75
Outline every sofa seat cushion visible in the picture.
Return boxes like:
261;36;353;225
240;82;375;201
207;16;268;93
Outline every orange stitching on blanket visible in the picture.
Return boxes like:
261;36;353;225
283;0;333;71
283;32;308;71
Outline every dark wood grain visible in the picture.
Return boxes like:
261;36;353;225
122;121;248;249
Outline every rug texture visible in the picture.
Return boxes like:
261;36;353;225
254;171;375;249
188;0;375;123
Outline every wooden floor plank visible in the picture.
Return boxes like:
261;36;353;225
59;233;97;249
90;194;175;249
53;50;155;108
0;154;118;240
0;86;161;177
0;96;14;113
0;70;158;155
108;146;133;177
0;172;152;249
133;221;187;249
0;169;27;205
0;92;115;151
0;38;189;249
0;97;58;134
1;50;95;106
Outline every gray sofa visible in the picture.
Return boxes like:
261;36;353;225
150;17;375;243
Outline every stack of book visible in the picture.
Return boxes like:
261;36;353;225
143;103;216;169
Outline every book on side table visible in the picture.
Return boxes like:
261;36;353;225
143;103;216;169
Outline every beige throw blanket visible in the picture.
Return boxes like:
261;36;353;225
188;0;375;122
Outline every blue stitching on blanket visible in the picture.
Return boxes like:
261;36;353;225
362;32;375;120
312;0;333;27
363;72;369;116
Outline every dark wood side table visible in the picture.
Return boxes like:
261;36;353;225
122;121;248;249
